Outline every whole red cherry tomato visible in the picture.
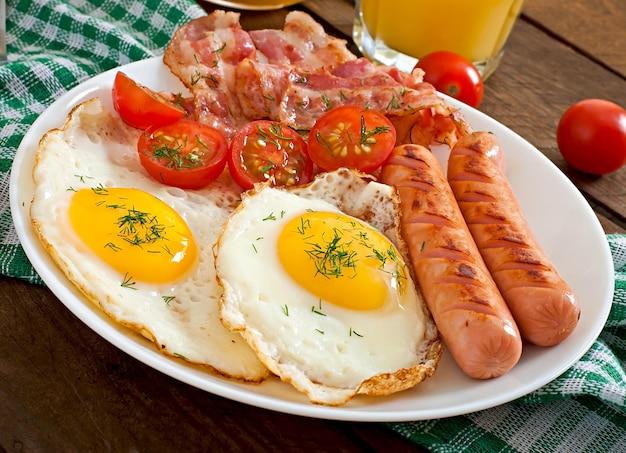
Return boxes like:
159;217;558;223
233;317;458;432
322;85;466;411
113;71;186;129
415;51;484;108
137;119;229;189
557;99;626;175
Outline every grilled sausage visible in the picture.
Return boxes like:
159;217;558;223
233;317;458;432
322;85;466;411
447;132;580;346
381;144;522;379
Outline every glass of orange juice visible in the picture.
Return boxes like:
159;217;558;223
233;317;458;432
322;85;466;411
353;0;524;79
201;0;303;10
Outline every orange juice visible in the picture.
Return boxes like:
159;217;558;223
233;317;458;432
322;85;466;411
354;0;523;77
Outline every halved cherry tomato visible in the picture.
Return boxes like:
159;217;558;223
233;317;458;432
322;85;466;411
415;51;484;108
557;99;626;175
228;120;312;190
137;119;228;189
112;71;186;129
307;105;396;172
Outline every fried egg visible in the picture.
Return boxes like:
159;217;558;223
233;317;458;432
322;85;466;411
215;170;442;406
30;98;270;382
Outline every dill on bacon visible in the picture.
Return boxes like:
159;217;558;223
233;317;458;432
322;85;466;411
386;93;402;110
213;42;226;55
321;94;333;111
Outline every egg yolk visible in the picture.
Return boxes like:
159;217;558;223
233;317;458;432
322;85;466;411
69;187;197;283
277;211;408;310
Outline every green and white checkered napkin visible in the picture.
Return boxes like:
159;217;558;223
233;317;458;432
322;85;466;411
1;1;625;451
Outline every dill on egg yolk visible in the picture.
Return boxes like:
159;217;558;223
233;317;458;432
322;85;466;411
69;187;197;283
277;211;407;310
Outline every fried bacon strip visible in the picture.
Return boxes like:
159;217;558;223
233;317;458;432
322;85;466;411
164;10;470;145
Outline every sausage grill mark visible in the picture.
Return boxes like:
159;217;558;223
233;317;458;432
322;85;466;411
381;143;522;379
447;131;581;347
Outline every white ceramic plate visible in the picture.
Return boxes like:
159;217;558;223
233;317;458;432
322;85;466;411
9;57;614;422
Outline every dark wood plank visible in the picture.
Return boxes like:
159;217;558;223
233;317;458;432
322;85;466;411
0;277;420;452
480;19;626;228
523;0;626;77
300;0;356;37
597;212;626;235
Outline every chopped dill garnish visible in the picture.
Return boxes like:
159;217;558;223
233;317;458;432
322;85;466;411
255;123;294;147
263;212;277;221
116;208;168;247
121;273;136;289
360;115;392;147
104;242;121;252
321;94;333;111
386;93;402;110
91;184;109;196
213;42;226;55
296;217;311;235
74;174;94;183
349;327;363;337
305;228;358;279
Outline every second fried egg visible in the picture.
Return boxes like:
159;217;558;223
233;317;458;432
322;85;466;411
215;170;442;406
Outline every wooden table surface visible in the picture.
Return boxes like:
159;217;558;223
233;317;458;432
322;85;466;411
2;0;625;451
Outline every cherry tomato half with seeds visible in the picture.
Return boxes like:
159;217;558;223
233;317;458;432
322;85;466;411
414;51;484;108
112;71;186;129
137;119;229;189
228;120;313;190
307;105;396;173
557;99;626;175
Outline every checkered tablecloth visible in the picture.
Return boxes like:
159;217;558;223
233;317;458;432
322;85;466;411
1;1;625;451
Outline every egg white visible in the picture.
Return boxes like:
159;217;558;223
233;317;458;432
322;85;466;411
30;98;270;382
216;170;442;405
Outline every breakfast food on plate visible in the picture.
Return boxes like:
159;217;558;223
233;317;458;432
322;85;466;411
162;10;470;145
28;8;581;401
447;132;581;346
380;144;523;379
214;169;442;405
30;98;270;382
